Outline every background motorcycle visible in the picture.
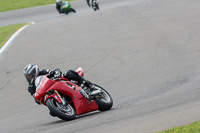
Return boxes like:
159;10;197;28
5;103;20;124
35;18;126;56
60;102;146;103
88;0;99;11
61;1;76;14
34;67;113;121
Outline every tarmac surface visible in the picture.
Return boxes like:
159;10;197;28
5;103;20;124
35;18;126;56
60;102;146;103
0;0;200;132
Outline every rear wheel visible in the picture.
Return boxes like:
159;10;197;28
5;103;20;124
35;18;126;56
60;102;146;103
93;85;113;111
46;98;76;121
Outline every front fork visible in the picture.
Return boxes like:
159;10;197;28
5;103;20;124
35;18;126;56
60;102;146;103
45;90;67;105
54;90;67;105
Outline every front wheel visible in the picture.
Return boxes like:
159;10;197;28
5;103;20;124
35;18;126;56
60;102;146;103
92;1;99;11
93;85;113;111
95;3;99;10
70;8;76;13
46;98;76;121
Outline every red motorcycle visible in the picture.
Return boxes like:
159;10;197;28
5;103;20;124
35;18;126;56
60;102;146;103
34;67;113;121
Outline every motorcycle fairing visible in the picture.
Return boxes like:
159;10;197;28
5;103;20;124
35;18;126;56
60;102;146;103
34;76;56;102
45;93;62;104
35;76;98;115
46;81;98;115
75;67;84;77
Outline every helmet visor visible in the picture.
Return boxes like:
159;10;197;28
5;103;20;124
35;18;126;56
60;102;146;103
27;74;33;79
25;74;35;83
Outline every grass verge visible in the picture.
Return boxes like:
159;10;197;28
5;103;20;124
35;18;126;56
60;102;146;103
0;23;27;48
157;121;200;133
0;0;75;12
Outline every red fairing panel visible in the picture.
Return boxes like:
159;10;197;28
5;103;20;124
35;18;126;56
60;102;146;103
34;76;56;101
47;81;98;115
73;92;98;115
34;75;98;115
75;67;84;77
45;93;62;103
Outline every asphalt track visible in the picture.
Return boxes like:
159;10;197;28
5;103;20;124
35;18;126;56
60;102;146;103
0;0;200;132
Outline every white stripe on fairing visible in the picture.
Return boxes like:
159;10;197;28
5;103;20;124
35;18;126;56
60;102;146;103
0;22;35;56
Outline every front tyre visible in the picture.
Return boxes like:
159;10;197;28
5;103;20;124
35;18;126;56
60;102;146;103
70;8;76;13
46;98;76;121
93;85;113;111
96;4;99;10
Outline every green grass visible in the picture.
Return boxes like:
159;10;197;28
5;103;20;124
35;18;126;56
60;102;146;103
0;0;75;12
0;0;76;48
0;23;27;48
157;121;200;133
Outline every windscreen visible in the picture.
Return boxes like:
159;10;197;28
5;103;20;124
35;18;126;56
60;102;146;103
35;76;45;91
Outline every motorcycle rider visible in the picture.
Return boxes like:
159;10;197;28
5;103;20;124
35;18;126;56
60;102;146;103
56;0;63;13
23;64;94;101
87;0;99;7
86;0;95;7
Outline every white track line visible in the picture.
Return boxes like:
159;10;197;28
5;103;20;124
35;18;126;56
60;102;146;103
0;22;35;56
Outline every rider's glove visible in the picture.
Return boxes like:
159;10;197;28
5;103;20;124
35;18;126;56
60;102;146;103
54;70;62;79
47;70;55;78
47;69;62;79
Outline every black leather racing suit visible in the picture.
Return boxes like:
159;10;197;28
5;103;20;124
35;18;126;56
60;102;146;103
27;69;50;95
56;2;63;13
27;69;93;96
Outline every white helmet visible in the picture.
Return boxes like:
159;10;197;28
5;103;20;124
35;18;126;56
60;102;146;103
23;64;39;84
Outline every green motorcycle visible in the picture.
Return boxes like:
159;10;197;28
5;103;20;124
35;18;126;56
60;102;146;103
61;1;76;14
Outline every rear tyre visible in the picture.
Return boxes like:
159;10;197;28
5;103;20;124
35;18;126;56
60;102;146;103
93;85;113;111
46;98;76;121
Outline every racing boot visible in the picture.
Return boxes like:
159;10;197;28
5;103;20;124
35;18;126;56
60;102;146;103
79;89;91;103
80;80;95;103
82;79;95;91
